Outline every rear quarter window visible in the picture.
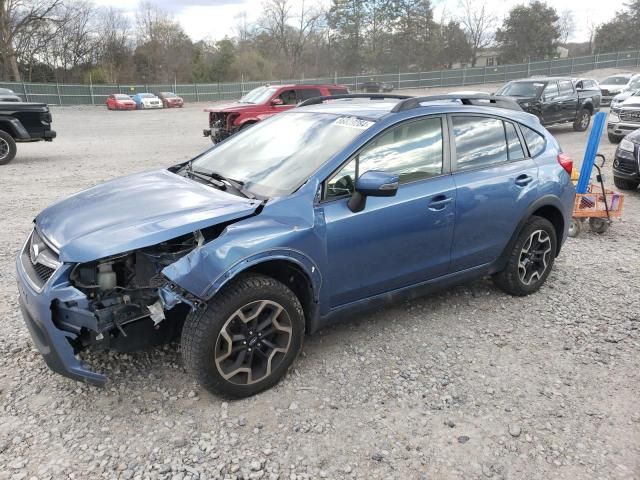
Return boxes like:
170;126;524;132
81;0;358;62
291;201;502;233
329;88;348;95
521;126;546;157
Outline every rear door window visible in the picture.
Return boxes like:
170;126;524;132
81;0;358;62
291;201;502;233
452;116;508;171
297;88;322;102
521;126;546;157
505;122;526;160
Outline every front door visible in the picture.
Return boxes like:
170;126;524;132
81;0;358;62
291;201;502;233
320;116;457;308
541;82;562;124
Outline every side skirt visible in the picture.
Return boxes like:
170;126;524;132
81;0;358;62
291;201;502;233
308;263;494;333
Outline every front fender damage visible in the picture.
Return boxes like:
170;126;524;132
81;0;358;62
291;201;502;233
162;179;323;302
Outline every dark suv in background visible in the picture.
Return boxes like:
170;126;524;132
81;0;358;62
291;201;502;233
496;77;600;131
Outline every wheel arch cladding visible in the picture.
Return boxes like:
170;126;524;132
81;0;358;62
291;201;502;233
531;205;564;254
242;258;318;331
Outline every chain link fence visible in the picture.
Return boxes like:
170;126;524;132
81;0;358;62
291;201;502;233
1;50;639;106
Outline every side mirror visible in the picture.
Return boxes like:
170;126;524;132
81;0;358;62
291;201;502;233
348;170;399;213
271;98;283;106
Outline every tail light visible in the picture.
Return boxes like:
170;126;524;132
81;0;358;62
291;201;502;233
557;153;573;175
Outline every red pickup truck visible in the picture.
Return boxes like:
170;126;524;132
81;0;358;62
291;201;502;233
203;84;349;143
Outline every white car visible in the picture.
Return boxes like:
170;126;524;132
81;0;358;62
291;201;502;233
599;73;634;106
133;93;163;110
610;74;640;110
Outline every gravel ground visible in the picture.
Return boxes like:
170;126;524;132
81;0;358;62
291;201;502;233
0;90;639;480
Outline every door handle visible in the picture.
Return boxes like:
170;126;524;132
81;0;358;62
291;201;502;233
428;195;453;211
515;174;534;187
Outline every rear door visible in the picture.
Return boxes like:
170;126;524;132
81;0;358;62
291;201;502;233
448;115;539;271
557;80;579;121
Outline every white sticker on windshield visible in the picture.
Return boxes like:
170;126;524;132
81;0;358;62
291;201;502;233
334;116;374;129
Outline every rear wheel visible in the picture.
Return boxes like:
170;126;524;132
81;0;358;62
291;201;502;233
573;109;591;131
613;176;639;191
181;274;304;398
493;216;557;296
608;133;623;144
0;130;17;165
588;217;609;234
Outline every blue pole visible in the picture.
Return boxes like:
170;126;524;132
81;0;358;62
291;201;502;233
576;111;606;194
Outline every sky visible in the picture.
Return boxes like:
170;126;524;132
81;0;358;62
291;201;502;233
95;0;628;44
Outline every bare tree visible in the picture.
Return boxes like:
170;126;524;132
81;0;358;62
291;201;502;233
458;0;496;67
558;9;576;45
0;0;61;81
47;0;100;81
96;7;132;82
259;0;322;76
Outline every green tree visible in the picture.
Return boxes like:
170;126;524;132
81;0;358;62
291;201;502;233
495;1;561;63
439;20;472;68
594;0;640;52
327;0;367;74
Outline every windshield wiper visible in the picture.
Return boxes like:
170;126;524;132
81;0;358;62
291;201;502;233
190;167;256;199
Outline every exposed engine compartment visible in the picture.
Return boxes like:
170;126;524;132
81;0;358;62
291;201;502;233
65;231;204;351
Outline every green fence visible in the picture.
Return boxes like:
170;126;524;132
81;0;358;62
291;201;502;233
2;50;639;106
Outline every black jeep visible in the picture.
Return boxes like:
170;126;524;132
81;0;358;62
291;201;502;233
0;102;56;165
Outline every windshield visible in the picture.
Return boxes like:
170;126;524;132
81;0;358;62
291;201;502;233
115;94;130;100
602;76;630;85
190;112;374;198
496;82;545;97
628;77;640;90
162;92;177;97
139;93;154;98
240;86;278;104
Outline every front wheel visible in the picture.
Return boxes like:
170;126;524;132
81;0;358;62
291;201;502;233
568;218;582;238
181;274;304;398
573;109;591;131
493;216;557;296
613;176;639;191
0;130;17;165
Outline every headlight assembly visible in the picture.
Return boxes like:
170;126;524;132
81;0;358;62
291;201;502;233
619;138;635;153
609;113;620;123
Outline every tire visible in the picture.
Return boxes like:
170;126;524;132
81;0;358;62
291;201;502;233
0;130;17;165
608;133;623;144
493;216;557;296
613;176;639;191
568;218;582;238
588;217;609;234
573;109;591;132
181;274;304;398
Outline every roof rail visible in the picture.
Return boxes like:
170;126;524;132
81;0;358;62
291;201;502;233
390;95;522;112
297;93;412;108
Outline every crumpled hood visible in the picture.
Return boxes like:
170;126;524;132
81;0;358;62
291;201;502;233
204;102;259;113
36;169;260;263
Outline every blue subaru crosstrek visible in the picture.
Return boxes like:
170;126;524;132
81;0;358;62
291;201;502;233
16;94;576;397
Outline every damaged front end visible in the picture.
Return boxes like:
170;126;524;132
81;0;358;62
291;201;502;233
203;111;239;143
62;231;205;354
17;229;210;386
